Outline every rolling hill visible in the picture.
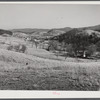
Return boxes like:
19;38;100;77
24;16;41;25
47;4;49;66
10;24;100;39
50;24;100;41
0;29;12;36
79;24;100;32
11;28;49;34
11;27;72;39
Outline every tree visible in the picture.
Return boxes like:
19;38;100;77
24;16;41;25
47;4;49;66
68;31;90;57
64;44;75;58
51;29;100;58
96;41;100;52
65;31;99;58
86;44;97;57
47;40;59;51
29;36;39;48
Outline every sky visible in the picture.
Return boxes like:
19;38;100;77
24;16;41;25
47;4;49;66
0;4;100;29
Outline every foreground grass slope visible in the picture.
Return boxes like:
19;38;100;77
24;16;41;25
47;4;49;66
0;48;100;90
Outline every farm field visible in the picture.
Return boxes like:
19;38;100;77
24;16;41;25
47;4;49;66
0;35;100;90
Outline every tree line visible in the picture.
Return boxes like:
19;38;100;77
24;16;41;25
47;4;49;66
47;29;100;58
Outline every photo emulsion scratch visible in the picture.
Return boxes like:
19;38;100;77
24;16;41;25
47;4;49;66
0;3;100;91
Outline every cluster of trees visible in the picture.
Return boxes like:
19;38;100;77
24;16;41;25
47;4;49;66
48;29;100;58
7;44;27;53
27;36;40;48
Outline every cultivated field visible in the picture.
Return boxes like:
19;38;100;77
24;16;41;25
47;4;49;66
0;36;100;90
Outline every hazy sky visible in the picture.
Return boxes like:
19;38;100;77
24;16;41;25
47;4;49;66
0;4;100;29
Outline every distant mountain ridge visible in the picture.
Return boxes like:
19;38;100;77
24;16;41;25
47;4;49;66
0;29;12;36
11;27;72;39
11;28;49;34
78;24;100;31
11;24;100;34
0;24;100;39
11;27;72;33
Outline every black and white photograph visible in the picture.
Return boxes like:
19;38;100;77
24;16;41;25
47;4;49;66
0;2;100;91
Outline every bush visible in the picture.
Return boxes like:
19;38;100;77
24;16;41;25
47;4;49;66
48;40;60;51
86;44;97;57
96;41;100;52
7;45;13;50
19;44;27;53
7;44;27;53
14;45;20;52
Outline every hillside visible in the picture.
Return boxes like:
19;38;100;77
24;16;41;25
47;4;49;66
79;24;100;32
11;28;49;34
51;26;100;41
11;27;72;33
0;29;12;36
0;28;100;90
0;46;100;90
50;24;100;40
11;27;72;39
87;25;100;32
52;27;72;32
11;25;100;40
50;28;81;40
45;27;71;37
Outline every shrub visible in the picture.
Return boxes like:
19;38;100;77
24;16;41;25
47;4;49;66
48;40;60;51
86;44;97;57
14;45;20;52
7;45;13;50
96;41;100;52
19;44;27;53
7;44;27;53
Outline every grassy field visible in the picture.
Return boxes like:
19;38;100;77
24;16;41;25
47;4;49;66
0;49;100;90
0;36;100;90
